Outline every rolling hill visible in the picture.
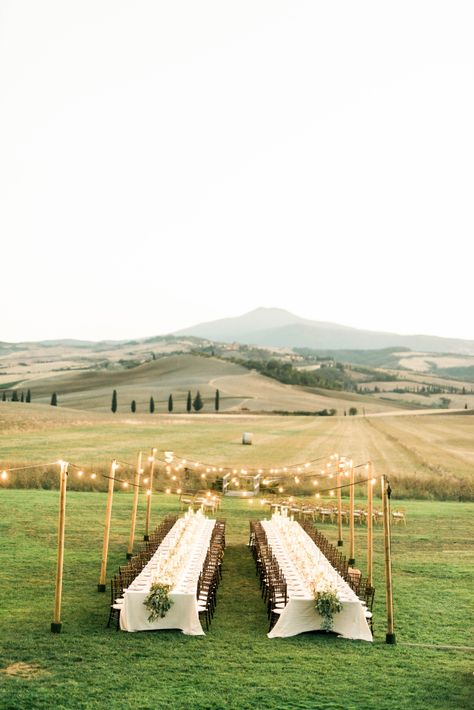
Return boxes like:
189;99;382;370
175;307;474;354
0;353;409;415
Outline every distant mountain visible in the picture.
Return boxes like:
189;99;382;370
174;307;474;355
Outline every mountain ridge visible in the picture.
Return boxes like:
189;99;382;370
174;307;474;355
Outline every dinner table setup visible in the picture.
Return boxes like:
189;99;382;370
259;510;373;641
119;508;220;635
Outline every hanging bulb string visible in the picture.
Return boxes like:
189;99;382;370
314;474;382;494
159;452;351;475
0;461;60;473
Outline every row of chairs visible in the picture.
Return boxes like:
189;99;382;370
107;514;178;629
180;491;222;514
249;521;288;632
269;499;406;526
300;520;375;632
196;519;226;630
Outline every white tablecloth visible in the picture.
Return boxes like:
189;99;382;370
120;516;215;634
262;518;372;642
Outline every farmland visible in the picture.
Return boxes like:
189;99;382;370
1;404;473;500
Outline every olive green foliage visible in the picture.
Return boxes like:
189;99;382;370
193;390;203;411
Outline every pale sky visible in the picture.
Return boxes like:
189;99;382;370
1;1;473;343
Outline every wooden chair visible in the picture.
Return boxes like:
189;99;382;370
107;576;124;630
392;508;406;525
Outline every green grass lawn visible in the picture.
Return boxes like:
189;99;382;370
0;491;473;709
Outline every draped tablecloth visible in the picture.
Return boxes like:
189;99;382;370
120;515;215;634
262;517;372;642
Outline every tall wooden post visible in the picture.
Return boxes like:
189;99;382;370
348;460;355;565
98;459;117;592
367;462;373;586
144;448;156;541
51;460;68;633
381;474;396;644
336;455;343;546
127;451;142;559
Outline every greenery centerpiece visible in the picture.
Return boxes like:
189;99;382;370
144;582;174;621
314;587;343;632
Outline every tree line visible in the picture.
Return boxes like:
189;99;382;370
112;388;221;414
1;389;31;402
1;388;222;412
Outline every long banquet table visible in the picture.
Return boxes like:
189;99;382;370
120;512;215;634
262;516;372;641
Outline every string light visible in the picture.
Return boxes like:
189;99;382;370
1;470;7;481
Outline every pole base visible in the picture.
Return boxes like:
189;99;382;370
143;534;149;541
97;584;106;593
51;622;62;634
386;633;396;645
337;540;343;547
348;558;355;566
126;552;133;559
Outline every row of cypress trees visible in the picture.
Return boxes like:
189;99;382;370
2;388;221;412
111;389;221;413
2;389;32;403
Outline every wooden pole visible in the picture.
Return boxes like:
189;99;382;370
348;460;355;565
127;451;142;559
336;455;343;546
51;461;68;633
144;448;156;541
367;461;373;586
97;459;117;592
381;474;396;644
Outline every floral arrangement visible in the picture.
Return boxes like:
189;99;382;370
144;583;173;621
314;588;342;632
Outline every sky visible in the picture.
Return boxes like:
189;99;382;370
1;1;473;343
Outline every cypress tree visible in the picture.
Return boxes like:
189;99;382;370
149;396;155;414
12;390;19;402
193;390;203;412
131;400;136;413
26;389;31;403
51;392;58;406
2;391;6;402
20;392;24;402
186;390;192;413
168;394;173;413
111;389;117;413
215;388;220;412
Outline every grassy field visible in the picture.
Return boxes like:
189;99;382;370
1;405;473;499
0;491;472;710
